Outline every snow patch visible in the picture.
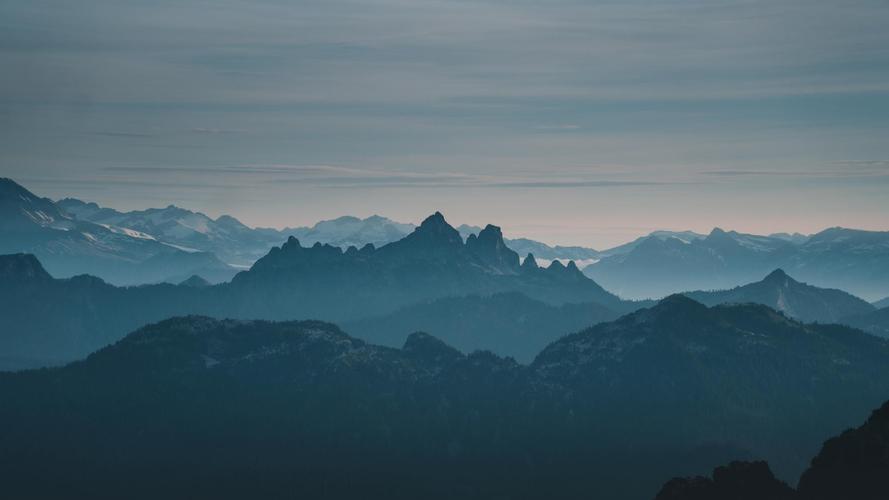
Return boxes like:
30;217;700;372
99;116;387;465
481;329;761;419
161;242;202;253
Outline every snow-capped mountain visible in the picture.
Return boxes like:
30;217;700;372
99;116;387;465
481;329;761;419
584;227;889;301
1;179;234;285
289;215;416;250
59;199;417;267
58;198;286;267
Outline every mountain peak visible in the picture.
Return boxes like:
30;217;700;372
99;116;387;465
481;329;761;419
465;223;520;273
0;178;36;202
398;212;463;250
419;211;448;229
522;253;539;269
763;268;790;283
178;275;211;287
651;294;709;316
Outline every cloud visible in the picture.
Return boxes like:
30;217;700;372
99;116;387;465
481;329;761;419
701;162;889;180
99;163;665;189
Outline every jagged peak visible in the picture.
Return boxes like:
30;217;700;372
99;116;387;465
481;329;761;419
419;211;449;229
522;253;538;269
396;212;463;249
477;224;503;239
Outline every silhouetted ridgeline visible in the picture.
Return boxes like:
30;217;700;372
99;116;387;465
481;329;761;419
2;297;889;499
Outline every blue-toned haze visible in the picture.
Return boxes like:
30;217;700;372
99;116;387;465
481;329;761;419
2;0;888;247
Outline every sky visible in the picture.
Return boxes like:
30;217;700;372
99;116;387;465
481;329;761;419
2;0;888;248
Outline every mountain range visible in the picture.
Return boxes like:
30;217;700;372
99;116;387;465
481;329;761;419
7;178;889;303
585;227;889;301
0;213;635;369
1;178;234;286
2;297;888;499
59;198;417;267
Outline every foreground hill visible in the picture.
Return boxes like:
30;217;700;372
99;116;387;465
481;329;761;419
2;297;889;499
657;399;889;500
0;213;631;368
532;295;889;481
0;178;234;285
685;269;875;324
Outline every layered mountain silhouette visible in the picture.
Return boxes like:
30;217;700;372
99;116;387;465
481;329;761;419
10;178;889;300
1;178;234;285
684;269;876;324
0;213;632;368
584;227;889;301
228;213;628;320
2;297;889;499
658;399;889;500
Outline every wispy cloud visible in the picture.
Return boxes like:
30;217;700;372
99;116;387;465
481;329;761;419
701;162;889;180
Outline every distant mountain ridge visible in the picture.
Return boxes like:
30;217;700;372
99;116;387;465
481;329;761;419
585;226;889;301
2;298;889;498
0;178;234;285
58;197;415;267
60;195;601;268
